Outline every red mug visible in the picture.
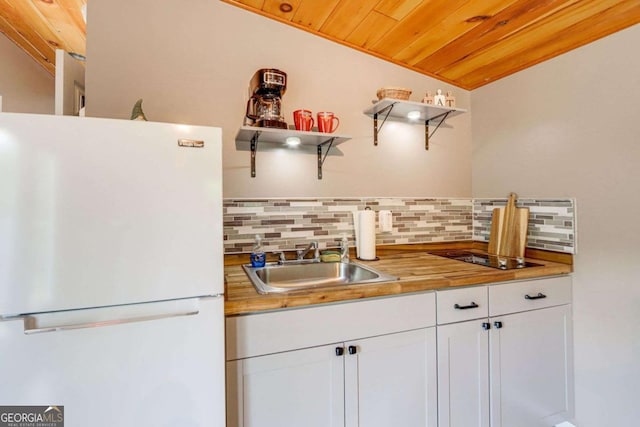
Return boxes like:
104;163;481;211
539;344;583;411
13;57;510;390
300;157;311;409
293;109;314;131
317;112;339;133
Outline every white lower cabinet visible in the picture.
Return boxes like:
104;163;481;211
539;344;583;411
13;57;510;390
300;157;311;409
226;344;344;427
490;304;573;427
437;276;574;427
437;319;491;427
225;292;437;427
345;328;438;427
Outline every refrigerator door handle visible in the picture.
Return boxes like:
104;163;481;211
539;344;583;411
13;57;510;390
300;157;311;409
23;309;199;335
11;295;209;335
24;310;200;335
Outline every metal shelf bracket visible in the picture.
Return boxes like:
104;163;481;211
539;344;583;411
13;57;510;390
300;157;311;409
425;120;429;150
424;111;451;150
317;137;336;180
373;103;395;146
250;131;261;177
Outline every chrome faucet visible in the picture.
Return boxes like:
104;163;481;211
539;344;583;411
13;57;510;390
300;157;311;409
272;241;321;265
296;240;320;261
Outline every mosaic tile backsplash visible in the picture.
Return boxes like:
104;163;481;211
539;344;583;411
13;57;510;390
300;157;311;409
224;198;473;254
223;197;576;255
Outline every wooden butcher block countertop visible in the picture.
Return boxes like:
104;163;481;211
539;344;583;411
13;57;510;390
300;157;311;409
224;244;572;316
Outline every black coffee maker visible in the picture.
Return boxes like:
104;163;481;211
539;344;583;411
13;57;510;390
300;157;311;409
244;69;288;129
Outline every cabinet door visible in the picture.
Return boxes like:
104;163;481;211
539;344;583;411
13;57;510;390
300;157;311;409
226;344;344;427
490;304;573;427
437;319;490;427
345;328;437;427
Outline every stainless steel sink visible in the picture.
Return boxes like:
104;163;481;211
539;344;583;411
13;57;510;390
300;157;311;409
242;261;398;294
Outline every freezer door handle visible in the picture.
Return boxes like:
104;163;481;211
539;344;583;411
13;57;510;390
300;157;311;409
23;310;199;335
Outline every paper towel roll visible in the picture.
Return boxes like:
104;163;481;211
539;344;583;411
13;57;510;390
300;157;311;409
357;209;377;260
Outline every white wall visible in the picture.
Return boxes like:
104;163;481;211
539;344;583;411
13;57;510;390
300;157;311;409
471;24;640;426
85;0;471;199
0;35;54;114
55;49;86;115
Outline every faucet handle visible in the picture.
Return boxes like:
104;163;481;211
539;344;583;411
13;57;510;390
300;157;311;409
272;251;286;264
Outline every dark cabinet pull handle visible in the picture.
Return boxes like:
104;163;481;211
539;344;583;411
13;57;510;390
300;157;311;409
494;321;503;329
482;322;491;330
454;302;479;310
335;347;344;356
348;345;357;355
525;293;547;300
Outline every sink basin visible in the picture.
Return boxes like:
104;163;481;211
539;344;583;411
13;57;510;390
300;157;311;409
242;261;398;294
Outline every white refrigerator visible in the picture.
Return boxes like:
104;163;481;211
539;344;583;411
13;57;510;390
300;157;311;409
0;113;225;426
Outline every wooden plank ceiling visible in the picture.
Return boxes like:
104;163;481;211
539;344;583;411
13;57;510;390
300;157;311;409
0;0;86;75
0;0;638;89
222;0;640;89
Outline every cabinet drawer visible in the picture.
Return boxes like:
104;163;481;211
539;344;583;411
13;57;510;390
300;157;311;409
489;275;572;316
226;292;436;360
436;286;488;325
